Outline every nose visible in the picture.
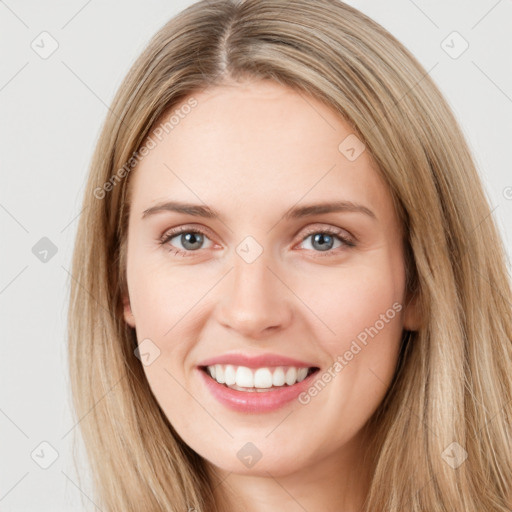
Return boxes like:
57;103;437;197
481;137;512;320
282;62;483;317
215;252;294;338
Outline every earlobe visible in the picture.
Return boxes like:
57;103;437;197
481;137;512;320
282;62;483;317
403;293;422;331
122;294;136;328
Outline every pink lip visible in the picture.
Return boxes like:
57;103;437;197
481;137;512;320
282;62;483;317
197;367;319;413
197;352;317;369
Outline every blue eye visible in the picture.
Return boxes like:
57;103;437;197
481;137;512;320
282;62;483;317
160;229;213;256
301;232;341;251
296;227;356;257
159;226;355;257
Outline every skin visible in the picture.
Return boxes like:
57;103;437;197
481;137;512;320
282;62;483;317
122;79;419;512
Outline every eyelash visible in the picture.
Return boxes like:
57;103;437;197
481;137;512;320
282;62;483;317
158;225;356;258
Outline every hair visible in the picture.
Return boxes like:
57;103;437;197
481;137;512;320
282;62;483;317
67;0;512;510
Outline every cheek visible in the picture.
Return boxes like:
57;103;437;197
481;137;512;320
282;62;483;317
129;267;202;427
293;267;405;432
128;256;204;339
300;261;406;409
127;260;214;404
309;264;405;345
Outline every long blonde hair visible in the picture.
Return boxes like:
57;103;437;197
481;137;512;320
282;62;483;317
67;1;512;510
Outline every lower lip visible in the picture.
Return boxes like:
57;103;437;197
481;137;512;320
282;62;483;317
197;368;318;413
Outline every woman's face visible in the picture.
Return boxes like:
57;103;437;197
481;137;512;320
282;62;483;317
122;79;418;477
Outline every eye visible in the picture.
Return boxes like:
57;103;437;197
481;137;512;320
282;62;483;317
159;227;214;256
297;226;355;255
159;225;356;257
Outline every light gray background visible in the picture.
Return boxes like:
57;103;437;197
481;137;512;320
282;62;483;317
1;1;511;510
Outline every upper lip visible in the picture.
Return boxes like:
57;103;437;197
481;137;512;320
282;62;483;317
198;352;318;369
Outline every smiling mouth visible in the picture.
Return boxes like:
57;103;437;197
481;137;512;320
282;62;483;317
200;365;320;392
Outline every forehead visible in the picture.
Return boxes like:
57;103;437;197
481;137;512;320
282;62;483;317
128;80;393;222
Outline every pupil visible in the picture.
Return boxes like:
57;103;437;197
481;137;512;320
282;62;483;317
313;233;333;251
182;232;203;250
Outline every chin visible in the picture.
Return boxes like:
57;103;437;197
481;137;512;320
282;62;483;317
201;442;313;478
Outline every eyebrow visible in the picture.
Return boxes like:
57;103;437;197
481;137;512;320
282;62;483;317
141;200;376;221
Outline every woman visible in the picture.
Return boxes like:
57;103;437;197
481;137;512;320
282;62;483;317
67;0;512;510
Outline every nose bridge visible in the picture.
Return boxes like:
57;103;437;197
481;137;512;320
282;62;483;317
216;247;293;336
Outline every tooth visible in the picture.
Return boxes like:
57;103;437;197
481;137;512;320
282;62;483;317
224;365;236;386
254;368;273;388
215;364;225;384
296;368;308;382
231;383;258;392
236;366;254;387
272;367;285;387
285;367;298;386
211;364;313;389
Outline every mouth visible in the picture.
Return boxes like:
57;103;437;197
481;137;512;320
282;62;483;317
199;364;320;392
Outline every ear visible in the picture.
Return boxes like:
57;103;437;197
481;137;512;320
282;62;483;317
122;293;136;328
403;292;422;331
